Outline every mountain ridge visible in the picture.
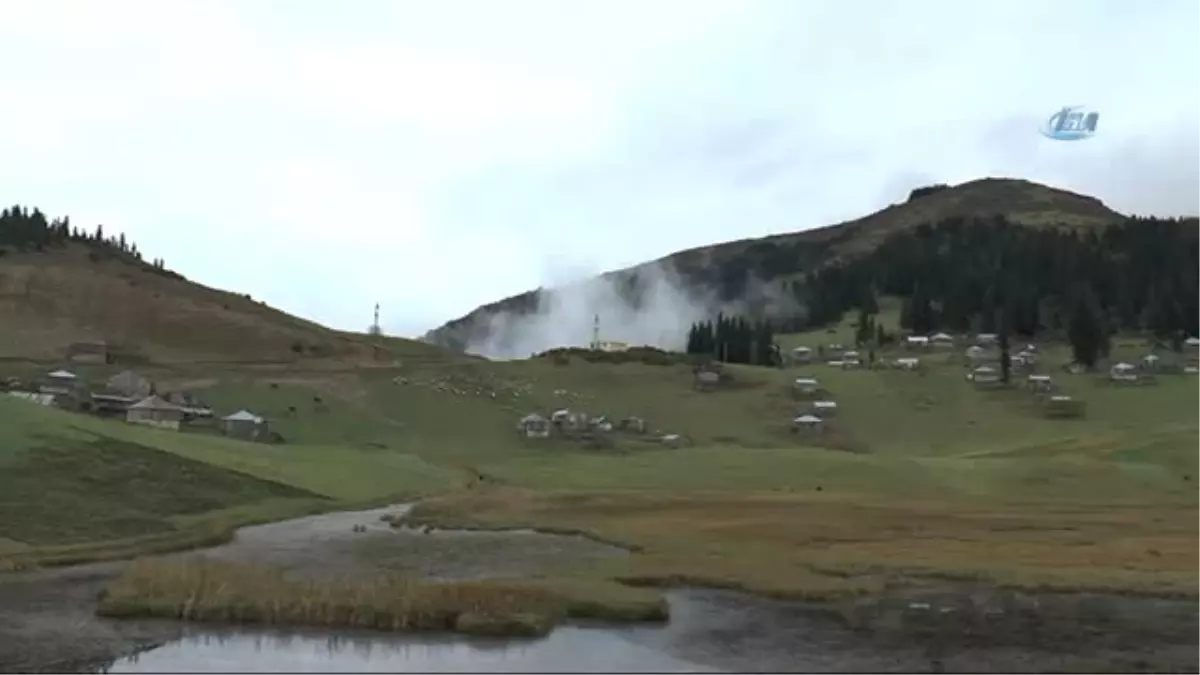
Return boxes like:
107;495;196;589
421;177;1140;353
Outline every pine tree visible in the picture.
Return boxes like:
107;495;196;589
1067;285;1105;368
998;308;1012;384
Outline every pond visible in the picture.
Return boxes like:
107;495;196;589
103;623;712;673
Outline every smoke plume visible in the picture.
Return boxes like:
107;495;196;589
464;261;715;359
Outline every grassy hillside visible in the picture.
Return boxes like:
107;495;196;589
3;315;1194;596
0;393;464;564
0;245;392;363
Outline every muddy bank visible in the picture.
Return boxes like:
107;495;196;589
0;562;179;674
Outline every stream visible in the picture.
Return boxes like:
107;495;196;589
66;504;1200;673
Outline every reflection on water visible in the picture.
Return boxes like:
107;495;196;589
105;624;712;673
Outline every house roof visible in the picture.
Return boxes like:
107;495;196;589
520;413;547;423
47;369;77;379
791;346;811;352
1112;362;1135;370
129;395;182;411
1028;374;1051;381
906;335;929;342
223;409;264;423
931;333;953;340
794;414;822;424
813;400;838;407
794;377;818;385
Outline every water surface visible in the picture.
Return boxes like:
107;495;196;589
105;623;712;673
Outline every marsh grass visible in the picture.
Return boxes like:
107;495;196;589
404;488;1199;600
97;558;667;637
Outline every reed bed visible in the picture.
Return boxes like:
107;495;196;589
96;558;665;637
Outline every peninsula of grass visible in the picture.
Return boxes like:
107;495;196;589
96;558;668;637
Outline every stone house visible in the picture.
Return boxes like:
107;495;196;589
221;409;270;441
791;414;824;435
39;369;88;409
970;366;1002;389
1108;362;1139;384
793;376;820;397
905;335;930;350
618;417;646;434
126;395;184;430
1026;374;1053;393
930;332;954;348
1043;395;1085;419
810;400;839;418
790;346;813;364
91;393;137;417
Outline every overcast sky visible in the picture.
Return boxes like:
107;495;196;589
1;0;1197;336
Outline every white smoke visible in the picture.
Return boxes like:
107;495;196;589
465;261;715;360
460;256;808;360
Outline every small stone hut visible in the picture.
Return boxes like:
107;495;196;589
1026;373;1053;393
517;413;551;438
791;414;824;434
793;376;820;397
1043;395;1085;419
126;395;184;430
221;409;270;441
810;400;839;418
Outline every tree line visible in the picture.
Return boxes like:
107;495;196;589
0;204;177;277
700;214;1196;368
685;314;781;366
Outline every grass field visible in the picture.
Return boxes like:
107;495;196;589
1;320;1196;603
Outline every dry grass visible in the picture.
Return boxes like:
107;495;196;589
0;246;429;364
406;487;1199;600
97;558;667;637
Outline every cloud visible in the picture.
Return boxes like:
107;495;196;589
1;0;1196;341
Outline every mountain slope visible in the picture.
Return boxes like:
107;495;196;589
423;177;1128;352
0;244;403;364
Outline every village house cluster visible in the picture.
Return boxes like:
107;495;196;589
4;361;273;442
515;409;683;449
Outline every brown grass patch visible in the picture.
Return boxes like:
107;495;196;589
96;558;667;636
404;487;1199;599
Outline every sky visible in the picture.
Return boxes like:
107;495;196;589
1;0;1197;337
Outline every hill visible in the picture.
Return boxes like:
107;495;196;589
0;206;413;364
423;178;1196;356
